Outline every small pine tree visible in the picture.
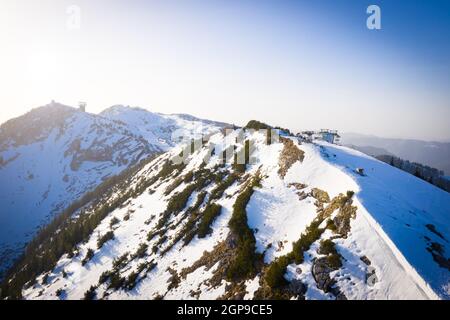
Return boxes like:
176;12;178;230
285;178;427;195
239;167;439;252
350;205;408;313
42;273;49;285
414;168;422;179
83;286;97;300
110;217;120;228
56;288;64;298
265;257;288;288
97;231;114;249
81;248;95;266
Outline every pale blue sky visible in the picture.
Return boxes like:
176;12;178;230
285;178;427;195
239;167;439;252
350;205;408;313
0;0;449;141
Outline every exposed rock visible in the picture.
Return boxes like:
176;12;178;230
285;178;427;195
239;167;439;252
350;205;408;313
332;195;357;238
297;191;308;201
278;137;304;178
334;291;348;300
311;188;330;203
288;183;307;190
288;279;306;296
180;238;236;288
312;257;347;299
312;257;336;292
360;255;371;266
366;266;378;286
166;267;181;291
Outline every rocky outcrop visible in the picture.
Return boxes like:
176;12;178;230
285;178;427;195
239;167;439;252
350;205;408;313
278;138;304;178
312;257;347;300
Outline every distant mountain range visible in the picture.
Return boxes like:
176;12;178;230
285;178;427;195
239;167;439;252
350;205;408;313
341;133;450;175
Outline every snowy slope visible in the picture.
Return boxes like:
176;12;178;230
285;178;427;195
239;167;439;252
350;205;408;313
100;105;227;150
8;127;448;300
0;103;155;278
307;142;450;299
0;103;225;279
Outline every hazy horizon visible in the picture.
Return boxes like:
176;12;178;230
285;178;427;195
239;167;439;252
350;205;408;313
1;0;449;141
3;100;450;144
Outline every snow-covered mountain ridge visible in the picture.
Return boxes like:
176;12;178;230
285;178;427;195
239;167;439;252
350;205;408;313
0;103;225;279
2;125;448;300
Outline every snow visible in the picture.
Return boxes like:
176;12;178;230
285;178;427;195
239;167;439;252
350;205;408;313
100;105;224;151
244;276;260;299
315;141;449;299
15;128;450;300
247;175;317;262
0;104;224;279
0;111;151;276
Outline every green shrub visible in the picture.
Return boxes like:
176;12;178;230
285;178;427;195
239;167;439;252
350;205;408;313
165;185;195;214
147;261;157;273
262;195;347;292
98;271;111;284
97;231;114;249
209;173;237;201
157;159;186;181
125;271;139;290
164;177;184;196
83;285;97;300
265;256;289;288
112;253;129;270
147;230;157;242
325;219;337;232
318;239;336;256
56;288;64;298
81;248;95;266
136;262;147;274
109;217;120;228
245;120;272;130
132;243;148;259
108;272;125;290
327;254;342;270
197;204;222;238
291;223;323;264
42;274;49;285
226;175;261;281
184;171;194;183
318;239;342;270
157;183;198;229
173;192;208;247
